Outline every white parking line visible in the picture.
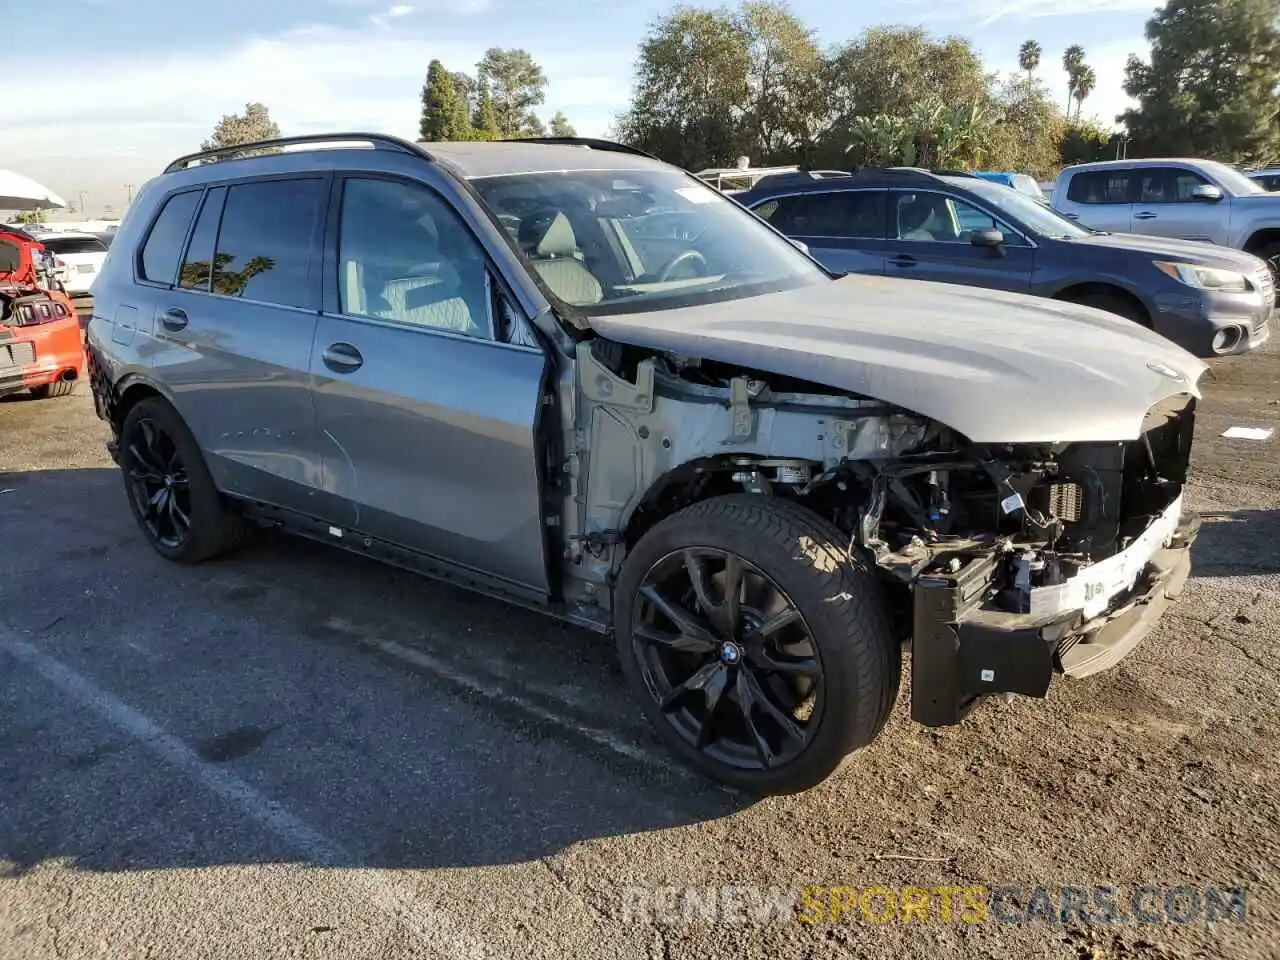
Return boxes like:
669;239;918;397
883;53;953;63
320;616;679;772
0;627;505;960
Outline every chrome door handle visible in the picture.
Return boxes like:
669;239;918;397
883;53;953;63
1134;212;1158;220
322;342;363;373
161;308;188;331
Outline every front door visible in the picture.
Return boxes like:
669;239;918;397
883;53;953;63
309;174;550;595
1129;166;1222;243
885;190;1035;293
144;177;329;510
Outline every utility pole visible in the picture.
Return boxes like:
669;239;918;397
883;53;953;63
125;184;134;204
77;191;88;216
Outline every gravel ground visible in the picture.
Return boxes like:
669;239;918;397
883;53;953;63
1;338;1278;960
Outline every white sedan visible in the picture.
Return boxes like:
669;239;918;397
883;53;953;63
37;232;109;295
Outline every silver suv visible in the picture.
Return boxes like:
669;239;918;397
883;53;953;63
87;134;1206;794
1052;158;1280;286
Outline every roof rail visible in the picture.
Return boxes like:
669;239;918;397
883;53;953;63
500;136;660;161
749;170;853;190
164;132;431;174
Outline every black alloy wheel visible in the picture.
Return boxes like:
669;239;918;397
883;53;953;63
631;546;823;772
123;416;192;549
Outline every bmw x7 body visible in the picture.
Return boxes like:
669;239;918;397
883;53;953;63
86;134;1205;793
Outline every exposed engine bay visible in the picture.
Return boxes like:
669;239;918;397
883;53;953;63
560;339;1198;722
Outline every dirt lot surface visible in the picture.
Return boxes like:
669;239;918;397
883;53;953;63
1;340;1278;960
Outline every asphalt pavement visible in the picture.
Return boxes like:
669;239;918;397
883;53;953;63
1;339;1278;959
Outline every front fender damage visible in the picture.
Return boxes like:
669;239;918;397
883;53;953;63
562;339;1199;727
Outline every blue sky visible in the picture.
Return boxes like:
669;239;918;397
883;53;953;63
9;0;1160;215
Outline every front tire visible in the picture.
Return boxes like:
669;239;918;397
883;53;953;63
614;494;899;794
119;397;251;563
1066;289;1150;327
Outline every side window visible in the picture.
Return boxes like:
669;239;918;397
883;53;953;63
212;178;326;308
1066;171;1130;205
178;187;226;292
337;177;493;339
894;192;962;242
1135;168;1209;203
139;190;201;284
754;192;885;239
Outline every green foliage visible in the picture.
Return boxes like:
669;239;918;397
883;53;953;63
478;47;549;138
419;60;473;141
549;111;577;137
201;102;281;155
9;210;47;225
1060;118;1118;165
473;85;501;140
1120;0;1280;163
1018;40;1042;78
418;51;567;143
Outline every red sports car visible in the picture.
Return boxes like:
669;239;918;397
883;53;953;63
1;226;85;399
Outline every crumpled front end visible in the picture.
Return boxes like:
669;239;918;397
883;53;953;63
885;394;1201;725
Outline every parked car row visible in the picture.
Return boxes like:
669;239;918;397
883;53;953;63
737;166;1273;357
85;133;1207;793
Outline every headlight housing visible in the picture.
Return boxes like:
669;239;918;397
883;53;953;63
1153;261;1250;293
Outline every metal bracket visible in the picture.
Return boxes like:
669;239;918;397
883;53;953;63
728;377;755;441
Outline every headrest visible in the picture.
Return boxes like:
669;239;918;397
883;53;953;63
520;211;578;259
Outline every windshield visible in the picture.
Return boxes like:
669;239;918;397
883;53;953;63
1202;161;1267;196
470;168;828;316
964;181;1093;239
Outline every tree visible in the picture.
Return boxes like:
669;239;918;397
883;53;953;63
1120;0;1280;163
477;48;548;138
1072;65;1097;119
1018;39;1042;79
419;59;472;140
10;210;46;225
473;84;501;140
549;111;577;137
201;102;280;152
1062;44;1086;113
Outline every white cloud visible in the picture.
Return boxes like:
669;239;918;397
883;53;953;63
3;23;631;213
895;0;1159;28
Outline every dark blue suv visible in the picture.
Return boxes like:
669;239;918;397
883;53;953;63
737;167;1274;357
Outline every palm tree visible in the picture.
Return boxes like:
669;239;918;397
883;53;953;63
1018;40;1042;81
1072;65;1097;120
1062;45;1086;113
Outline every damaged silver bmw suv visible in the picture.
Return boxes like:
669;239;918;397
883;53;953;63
87;134;1205;794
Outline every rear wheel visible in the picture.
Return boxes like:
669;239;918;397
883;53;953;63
30;380;77;400
614;494;899;794
1252;241;1280;300
119;397;252;563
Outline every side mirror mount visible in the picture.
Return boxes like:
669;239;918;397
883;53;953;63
971;228;1005;250
1191;184;1223;203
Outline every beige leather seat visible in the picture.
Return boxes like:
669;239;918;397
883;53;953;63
521;212;604;305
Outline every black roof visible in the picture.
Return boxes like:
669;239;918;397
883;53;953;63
742;166;980;196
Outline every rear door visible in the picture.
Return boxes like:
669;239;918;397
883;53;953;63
1058;169;1133;232
749;189;888;276
884;190;1034;292
142;176;328;509
1129;166;1221;242
309;174;550;596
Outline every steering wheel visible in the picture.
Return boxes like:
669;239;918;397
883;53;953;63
656;249;708;282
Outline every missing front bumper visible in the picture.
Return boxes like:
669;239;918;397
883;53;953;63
909;509;1201;727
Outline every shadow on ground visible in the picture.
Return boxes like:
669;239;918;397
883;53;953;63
0;466;750;879
1192;508;1280;578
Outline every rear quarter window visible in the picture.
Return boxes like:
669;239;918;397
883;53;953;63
1065;171;1130;205
139;190;202;284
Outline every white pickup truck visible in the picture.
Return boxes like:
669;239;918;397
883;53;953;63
1052;158;1280;293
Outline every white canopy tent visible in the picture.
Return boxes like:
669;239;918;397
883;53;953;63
0;170;67;211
